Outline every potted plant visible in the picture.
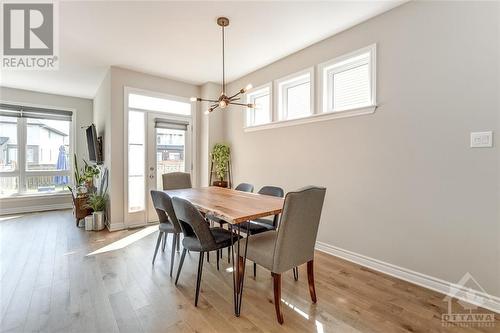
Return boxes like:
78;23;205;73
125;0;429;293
85;168;108;231
211;143;230;187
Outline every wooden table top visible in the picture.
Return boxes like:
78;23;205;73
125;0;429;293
164;186;284;224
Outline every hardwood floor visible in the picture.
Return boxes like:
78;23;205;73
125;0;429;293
0;210;497;333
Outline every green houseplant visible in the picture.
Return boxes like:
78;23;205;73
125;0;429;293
210;143;230;187
86;168;108;231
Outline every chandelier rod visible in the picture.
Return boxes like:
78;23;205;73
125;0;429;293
222;24;225;95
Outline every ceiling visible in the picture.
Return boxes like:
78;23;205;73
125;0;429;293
0;1;405;99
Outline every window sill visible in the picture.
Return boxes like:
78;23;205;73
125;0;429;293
0;191;71;201
244;105;377;132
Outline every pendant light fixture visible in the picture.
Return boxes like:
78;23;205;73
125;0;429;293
190;17;254;114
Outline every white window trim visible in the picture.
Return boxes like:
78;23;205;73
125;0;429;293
244;105;376;132
274;67;315;121
319;43;377;114
244;82;272;127
0;99;75;198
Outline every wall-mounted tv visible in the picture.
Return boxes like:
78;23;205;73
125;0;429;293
86;124;103;164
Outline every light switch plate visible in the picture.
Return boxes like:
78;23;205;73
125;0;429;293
470;131;493;148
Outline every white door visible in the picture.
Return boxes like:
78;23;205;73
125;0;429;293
124;89;193;227
146;113;192;222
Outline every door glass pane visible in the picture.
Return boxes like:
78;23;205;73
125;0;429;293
26;118;70;171
156;128;185;189
0;177;18;197
0;116;18;172
286;81;310;120
128;111;145;212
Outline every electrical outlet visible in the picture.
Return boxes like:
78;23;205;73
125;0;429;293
470;131;493;148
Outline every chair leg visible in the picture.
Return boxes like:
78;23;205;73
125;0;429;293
307;260;317;303
152;232;163;265
207;251;210;263
293;266;299;281
227;247;231;263
216;249;220;271
253;262;257;278
169;233;177;277
195;252;205;307
272;273;284;324
175;248;187;285
161;232;167;252
176;234;180;252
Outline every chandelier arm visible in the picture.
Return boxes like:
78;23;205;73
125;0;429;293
229;97;241;102
198;98;219;103
228;91;241;100
229;102;253;107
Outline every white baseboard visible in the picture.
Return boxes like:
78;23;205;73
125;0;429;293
315;241;500;314
0;203;72;216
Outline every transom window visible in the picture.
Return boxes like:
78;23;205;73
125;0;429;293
245;84;272;127
0;104;73;197
276;68;314;121
320;44;376;113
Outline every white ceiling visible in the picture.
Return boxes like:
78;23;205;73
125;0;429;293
0;1;404;99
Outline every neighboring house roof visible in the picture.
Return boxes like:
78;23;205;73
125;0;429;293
0;137;8;145
0;119;68;137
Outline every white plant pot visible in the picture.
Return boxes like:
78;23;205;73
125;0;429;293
93;211;105;231
84;215;94;231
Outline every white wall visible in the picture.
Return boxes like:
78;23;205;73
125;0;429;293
224;1;500;297
0;86;93;213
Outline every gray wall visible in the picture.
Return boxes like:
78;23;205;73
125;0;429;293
224;1;500;296
0;86;93;212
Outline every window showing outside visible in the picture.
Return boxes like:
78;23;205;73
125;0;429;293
0;114;71;197
277;70;312;121
155;128;185;189
321;45;375;113
128;110;145;212
246;85;271;127
129;93;191;116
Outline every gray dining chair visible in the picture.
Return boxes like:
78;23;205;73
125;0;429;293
238;186;284;277
150;190;182;277
172;196;241;306
162;172;192;190
208;182;254;262
238;186;326;324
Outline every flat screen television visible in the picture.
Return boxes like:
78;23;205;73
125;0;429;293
86;124;102;164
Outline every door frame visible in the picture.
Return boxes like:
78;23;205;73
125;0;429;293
123;86;197;227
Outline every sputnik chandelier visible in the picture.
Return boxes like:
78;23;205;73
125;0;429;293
190;17;254;114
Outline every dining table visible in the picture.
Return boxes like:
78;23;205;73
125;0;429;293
164;186;284;316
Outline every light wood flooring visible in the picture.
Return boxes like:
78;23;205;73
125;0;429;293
0;210;498;333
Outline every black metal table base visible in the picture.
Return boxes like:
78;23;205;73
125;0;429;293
229;224;250;316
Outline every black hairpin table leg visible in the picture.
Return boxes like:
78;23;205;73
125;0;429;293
230;223;250;316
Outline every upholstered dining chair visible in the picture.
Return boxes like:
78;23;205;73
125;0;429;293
172;197;241;306
162;172;192;190
150;190;182;277
238;186;284;277
238;186;326;324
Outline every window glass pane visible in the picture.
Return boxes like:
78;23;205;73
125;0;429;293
129;93;191;115
26;118;70;171
0;177;18;197
332;63;370;111
286;82;310;120
253;94;270;125
156;128;185;189
0;116;18;172
25;175;69;194
128;110;145;212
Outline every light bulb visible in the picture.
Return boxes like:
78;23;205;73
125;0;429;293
190;97;198;102
245;83;253;91
204;110;210;115
219;100;227;109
